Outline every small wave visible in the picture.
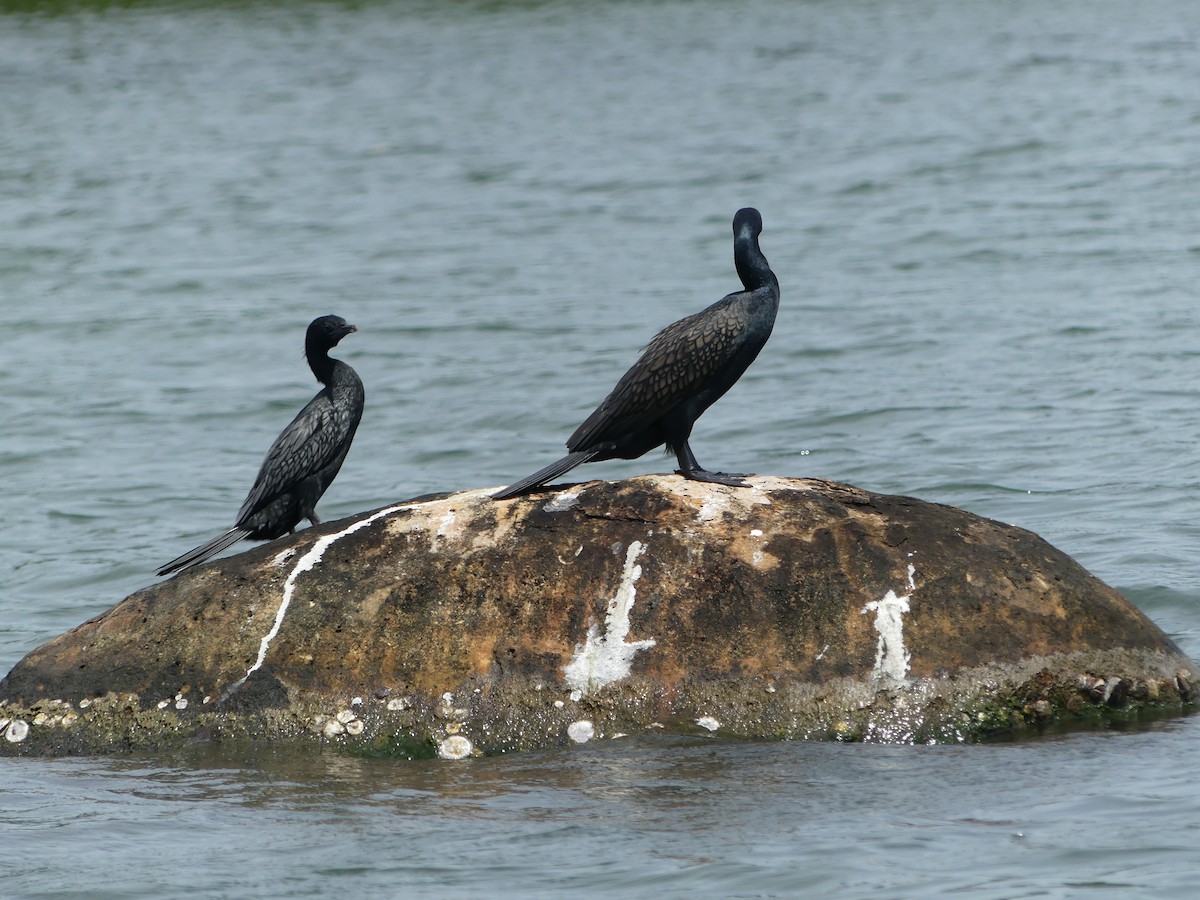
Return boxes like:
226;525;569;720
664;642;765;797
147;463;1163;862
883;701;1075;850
968;139;1049;159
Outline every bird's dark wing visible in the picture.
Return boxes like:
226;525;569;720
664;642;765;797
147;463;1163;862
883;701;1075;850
235;391;351;525
568;293;749;451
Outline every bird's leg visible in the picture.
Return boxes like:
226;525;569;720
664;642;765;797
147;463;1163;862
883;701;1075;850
673;440;752;487
307;512;322;527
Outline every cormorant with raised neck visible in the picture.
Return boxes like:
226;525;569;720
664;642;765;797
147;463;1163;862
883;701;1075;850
157;315;365;576
494;208;779;500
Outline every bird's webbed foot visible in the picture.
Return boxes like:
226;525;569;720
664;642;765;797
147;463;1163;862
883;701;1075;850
676;467;753;488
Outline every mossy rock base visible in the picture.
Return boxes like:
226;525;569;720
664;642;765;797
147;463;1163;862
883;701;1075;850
1;476;1194;757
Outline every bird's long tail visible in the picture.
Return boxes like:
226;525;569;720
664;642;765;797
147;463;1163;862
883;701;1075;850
492;449;599;500
156;526;250;577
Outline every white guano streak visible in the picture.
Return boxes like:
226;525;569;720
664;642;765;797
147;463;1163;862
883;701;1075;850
563;540;657;696
860;564;917;687
224;502;417;698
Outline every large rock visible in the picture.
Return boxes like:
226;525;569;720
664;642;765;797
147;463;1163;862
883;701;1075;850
0;476;1193;757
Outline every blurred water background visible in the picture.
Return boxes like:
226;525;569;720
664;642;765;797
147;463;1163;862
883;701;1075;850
2;0;1199;896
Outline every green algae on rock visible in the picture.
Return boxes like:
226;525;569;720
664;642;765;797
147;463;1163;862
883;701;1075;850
0;476;1193;756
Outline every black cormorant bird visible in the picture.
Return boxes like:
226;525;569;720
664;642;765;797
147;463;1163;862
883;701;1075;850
494;207;779;500
157;315;365;576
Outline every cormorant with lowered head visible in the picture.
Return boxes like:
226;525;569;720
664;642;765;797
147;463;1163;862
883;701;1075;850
494;207;779;500
157;315;365;576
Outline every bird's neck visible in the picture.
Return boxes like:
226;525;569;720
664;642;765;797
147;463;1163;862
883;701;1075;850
307;343;337;385
734;232;777;294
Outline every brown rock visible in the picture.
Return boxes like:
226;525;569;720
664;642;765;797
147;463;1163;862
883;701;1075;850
0;475;1193;756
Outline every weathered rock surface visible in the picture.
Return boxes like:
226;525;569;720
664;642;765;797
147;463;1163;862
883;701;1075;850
0;475;1193;757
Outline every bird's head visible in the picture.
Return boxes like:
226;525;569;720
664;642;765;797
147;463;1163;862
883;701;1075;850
733;207;763;239
308;315;358;348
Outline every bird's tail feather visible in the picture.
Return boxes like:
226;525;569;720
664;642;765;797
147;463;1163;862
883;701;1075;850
493;449;599;500
157;527;250;577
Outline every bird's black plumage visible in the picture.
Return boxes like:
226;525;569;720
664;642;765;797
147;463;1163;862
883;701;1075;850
157;315;365;576
494;208;779;500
